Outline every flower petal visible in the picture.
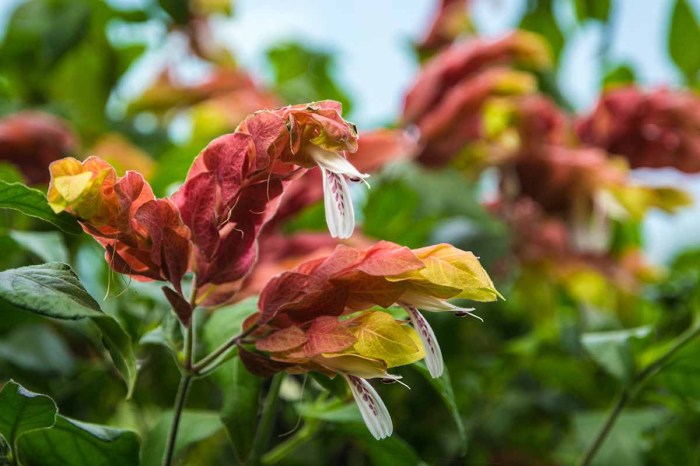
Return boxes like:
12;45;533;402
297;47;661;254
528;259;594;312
321;167;355;239
311;147;369;184
344;374;393;440
403;305;444;378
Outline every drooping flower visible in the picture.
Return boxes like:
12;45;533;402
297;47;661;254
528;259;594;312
577;86;700;172
274;101;367;239
48;157;192;291
242;241;500;438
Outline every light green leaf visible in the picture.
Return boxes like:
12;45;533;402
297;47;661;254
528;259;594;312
140;410;223;466
18;415;140;466
8;230;69;263
0;324;75;375
220;357;262;463
0;163;24;184
413;363;467;454
0;181;82;234
202;297;258;353
570;409;661;466
0;380;57;456
296;401;362;424
574;0;611;22
0;263;137;396
581;326;652;383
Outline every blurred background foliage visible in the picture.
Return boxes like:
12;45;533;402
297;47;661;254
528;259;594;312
0;0;700;465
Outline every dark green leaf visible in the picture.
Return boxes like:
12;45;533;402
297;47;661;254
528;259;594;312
334;425;419;466
0;263;137;396
18;415;140;466
220;357;262;463
413;363;468;454
158;0;190;24
0;181;82;234
574;0;611;22
0;380;57;454
668;0;700;83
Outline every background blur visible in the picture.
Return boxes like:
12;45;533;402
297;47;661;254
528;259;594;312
1;0;700;465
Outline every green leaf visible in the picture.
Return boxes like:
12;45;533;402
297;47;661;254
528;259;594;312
574;0;611;22
266;42;354;114
668;0;700;83
0;380;57;456
141;410;223;466
602;63;637;88
569;409;661;466
413;363;468;454
8;230;69;263
0;263;137;396
296;400;362;424
18;415;140;466
363;180;436;248
520;1;565;62
581;326;652;383
139;313;182;365
0;163;24;184
0;324;76;375
0;181;82;234
220;357;262;463
202;297;258;353
334;425;420;466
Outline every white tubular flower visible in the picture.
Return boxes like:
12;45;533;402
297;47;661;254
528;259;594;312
402;305;444;378
398;291;482;379
310;146;369;239
343;374;393;440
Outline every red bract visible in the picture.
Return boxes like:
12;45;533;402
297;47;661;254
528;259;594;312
403;31;550;125
0;111;77;184
48;157;191;290
577;86;700;172
173;101;361;304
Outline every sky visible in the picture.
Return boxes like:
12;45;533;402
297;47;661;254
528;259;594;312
1;0;699;262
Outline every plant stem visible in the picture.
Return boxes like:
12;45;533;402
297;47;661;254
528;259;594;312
191;324;258;374
162;319;195;466
247;373;284;465
261;422;319;465
579;323;700;466
162;374;192;466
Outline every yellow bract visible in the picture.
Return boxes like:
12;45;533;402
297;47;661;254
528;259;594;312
351;312;424;368
387;243;502;302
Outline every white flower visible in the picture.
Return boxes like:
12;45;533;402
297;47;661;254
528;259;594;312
399;291;482;379
310;146;369;239
343;374;393;440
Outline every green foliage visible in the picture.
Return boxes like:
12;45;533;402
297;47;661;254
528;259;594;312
520;0;565;61
266;42;353;114
0;181;82;234
668;0;700;84
18;416;141;466
0;380;57;455
0;263;137;396
581;326;652;383
573;0;612;22
219;358;262;463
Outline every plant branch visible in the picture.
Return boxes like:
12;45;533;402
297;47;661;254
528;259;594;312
191;324;259;374
162;374;192;466
247;373;284;465
579;322;700;466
